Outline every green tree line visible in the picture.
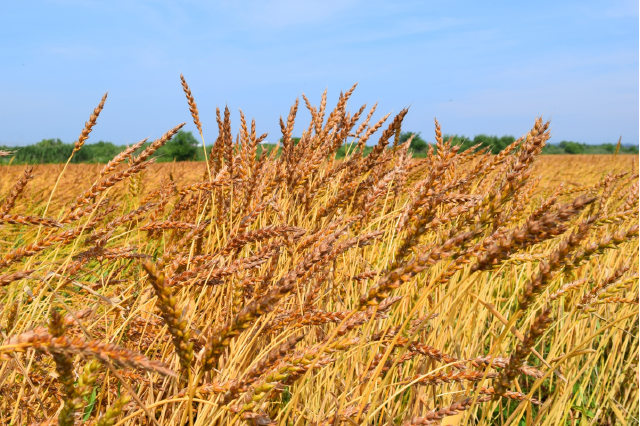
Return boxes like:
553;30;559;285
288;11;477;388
1;131;637;165
398;132;639;157
0;131;204;164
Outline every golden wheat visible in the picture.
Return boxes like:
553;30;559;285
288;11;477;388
0;84;637;426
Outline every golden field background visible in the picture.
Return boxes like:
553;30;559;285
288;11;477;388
0;93;637;426
0;155;635;216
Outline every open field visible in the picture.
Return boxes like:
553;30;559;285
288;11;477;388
0;94;638;426
0;155;635;212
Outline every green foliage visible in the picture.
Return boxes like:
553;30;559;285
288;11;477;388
473;134;517;154
0;138;121;164
257;141;374;160
398;131;428;153
74;141;123;163
0;131;202;164
256;143;280;158
83;386;98;420
278;137;302;145
559;141;584;154
15;138;73;164
539;144;566;155
549;140;638;154
439;134;516;154
1;132;637;165
408;132;638;156
399;133;517;156
334;144;373;159
161;131;199;162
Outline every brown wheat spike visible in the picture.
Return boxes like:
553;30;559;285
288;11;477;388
362;108;408;170
4;299;19;333
593;208;639;227
132;123;186;166
243;339;360;411
200;283;296;372
404;398;490;425
172;243;280;287
222;225;305;256
74;92;108;153
316;403;372;426
0;215;102;269
140;221;197;231
353;270;378;282
570;224;639;267
47;310;75;397
471;195;596;272
99;138;147;178
0;269;34;288
518;218;595;312
281;98;300;184
479;386;541;404
577;266;631;310
316;88;327;134
174;380;231;398
493;308;553;396
177;166;229;195
548;278;589;301
28;419;57;426
404;370;498;386
2;327;175;376
62;308;94;327
595;296;639;305
222;105;233;174
221;334;304;403
62;198;111;224
622;181;639;211
360;230;479;309
88;201;157;246
208;107;224;173
180;73;202;134
142;259;193;370
0;213;63;228
0;166;34;216
69;158;156;212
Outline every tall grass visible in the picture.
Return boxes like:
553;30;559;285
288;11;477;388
0;82;637;426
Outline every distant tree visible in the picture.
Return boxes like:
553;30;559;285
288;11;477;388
441;134;471;151
164;131;199;161
601;143;616;153
497;135;517;151
472;134;516;154
36;138;64;148
559;141;585;154
278;137;301;145
79;141;122;163
19;138;72;163
1;132;636;165
399;131;428;152
541;144;566;154
471;134;493;151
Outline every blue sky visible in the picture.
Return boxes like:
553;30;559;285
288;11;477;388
0;0;638;146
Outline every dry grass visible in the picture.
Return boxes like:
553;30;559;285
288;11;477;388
0;84;637;426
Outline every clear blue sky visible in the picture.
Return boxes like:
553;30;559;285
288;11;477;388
1;0;638;146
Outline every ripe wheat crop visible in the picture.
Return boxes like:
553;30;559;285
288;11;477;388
0;81;637;426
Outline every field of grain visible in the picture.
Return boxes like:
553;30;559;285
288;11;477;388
0;87;638;426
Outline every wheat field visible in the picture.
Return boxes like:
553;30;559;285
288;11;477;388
0;84;638;426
